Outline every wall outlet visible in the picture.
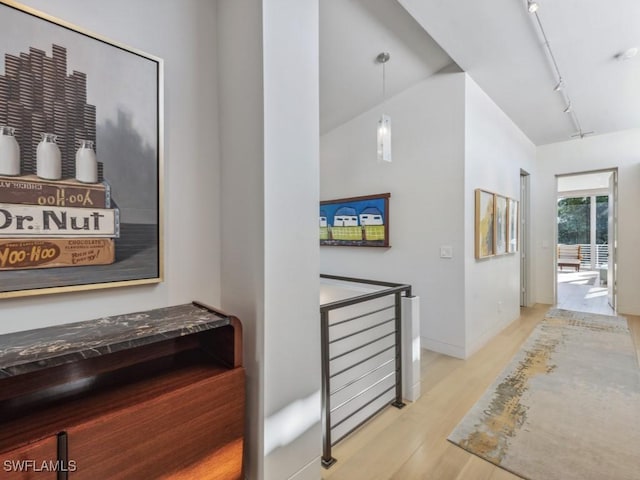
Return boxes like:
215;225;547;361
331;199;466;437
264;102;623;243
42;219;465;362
440;246;453;258
498;301;503;313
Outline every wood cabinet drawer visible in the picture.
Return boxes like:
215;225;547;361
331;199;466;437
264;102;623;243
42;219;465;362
1;435;58;480
66;367;244;480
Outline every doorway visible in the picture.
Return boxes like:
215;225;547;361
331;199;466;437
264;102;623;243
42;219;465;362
520;170;530;307
555;169;617;315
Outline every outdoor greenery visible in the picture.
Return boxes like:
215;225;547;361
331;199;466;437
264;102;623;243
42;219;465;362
557;196;608;245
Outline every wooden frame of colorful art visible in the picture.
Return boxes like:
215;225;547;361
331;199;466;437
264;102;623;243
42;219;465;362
320;193;390;247
507;197;519;253
475;189;495;259
494;194;508;256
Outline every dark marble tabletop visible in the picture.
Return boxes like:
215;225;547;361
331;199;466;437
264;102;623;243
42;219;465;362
0;302;230;379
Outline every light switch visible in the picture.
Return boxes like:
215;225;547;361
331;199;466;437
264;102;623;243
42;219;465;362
440;246;453;258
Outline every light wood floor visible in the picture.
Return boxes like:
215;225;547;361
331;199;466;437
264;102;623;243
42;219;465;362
321;304;640;480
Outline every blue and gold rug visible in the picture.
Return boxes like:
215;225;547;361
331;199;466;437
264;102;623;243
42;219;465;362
448;308;640;480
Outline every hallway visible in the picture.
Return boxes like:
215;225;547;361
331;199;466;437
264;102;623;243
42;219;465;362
321;305;640;479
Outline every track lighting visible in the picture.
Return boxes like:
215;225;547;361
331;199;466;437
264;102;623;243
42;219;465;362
525;0;591;138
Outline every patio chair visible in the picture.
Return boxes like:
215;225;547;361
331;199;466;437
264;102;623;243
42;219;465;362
557;244;581;271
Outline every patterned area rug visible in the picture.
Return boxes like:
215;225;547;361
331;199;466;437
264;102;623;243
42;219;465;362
448;308;640;480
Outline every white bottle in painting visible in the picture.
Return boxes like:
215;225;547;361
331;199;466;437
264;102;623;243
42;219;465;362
36;133;62;180
75;139;98;183
0;126;20;176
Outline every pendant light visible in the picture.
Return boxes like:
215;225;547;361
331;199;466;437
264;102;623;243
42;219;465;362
376;52;391;163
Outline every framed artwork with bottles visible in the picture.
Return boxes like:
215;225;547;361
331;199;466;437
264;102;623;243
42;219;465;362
0;0;163;298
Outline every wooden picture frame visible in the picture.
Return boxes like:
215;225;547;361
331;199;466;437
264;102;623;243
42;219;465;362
475;189;495;259
320;193;390;247
0;1;163;298
507;197;519;253
494;194;508;255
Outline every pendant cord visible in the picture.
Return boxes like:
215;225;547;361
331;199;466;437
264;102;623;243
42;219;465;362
376;52;390;101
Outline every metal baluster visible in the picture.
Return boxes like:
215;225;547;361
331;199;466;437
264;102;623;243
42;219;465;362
391;292;406;409
320;310;336;468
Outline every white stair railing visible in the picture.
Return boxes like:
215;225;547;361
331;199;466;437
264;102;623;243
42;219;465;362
574;243;608;269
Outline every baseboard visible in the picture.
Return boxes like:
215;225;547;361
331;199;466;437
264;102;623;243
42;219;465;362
421;336;465;359
465;315;516;358
406;381;421;403
287;455;320;480
537;295;555;306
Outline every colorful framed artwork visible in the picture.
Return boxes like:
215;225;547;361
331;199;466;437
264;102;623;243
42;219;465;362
494;194;508;255
475;189;494;259
320;193;390;247
507;197;519;253
0;1;163;298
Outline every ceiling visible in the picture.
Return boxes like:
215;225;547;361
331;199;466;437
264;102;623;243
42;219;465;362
319;0;454;134
320;0;640;146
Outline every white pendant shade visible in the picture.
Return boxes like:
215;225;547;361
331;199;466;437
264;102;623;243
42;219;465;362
377;114;391;163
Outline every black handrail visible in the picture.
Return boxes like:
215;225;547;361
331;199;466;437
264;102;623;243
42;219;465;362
320;274;412;312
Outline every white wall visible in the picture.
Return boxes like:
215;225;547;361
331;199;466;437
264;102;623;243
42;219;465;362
321;73;536;359
321;71;468;358
535;128;640;314
216;1;265;478
218;1;321;479
263;1;321;479
463;76;536;356
0;0;221;334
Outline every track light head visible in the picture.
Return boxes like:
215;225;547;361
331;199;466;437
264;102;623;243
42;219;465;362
376;52;390;64
563;102;572;114
570;130;595;139
553;79;565;91
615;47;638;61
527;0;539;13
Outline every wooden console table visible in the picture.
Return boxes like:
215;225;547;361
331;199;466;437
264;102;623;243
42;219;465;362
0;302;244;479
